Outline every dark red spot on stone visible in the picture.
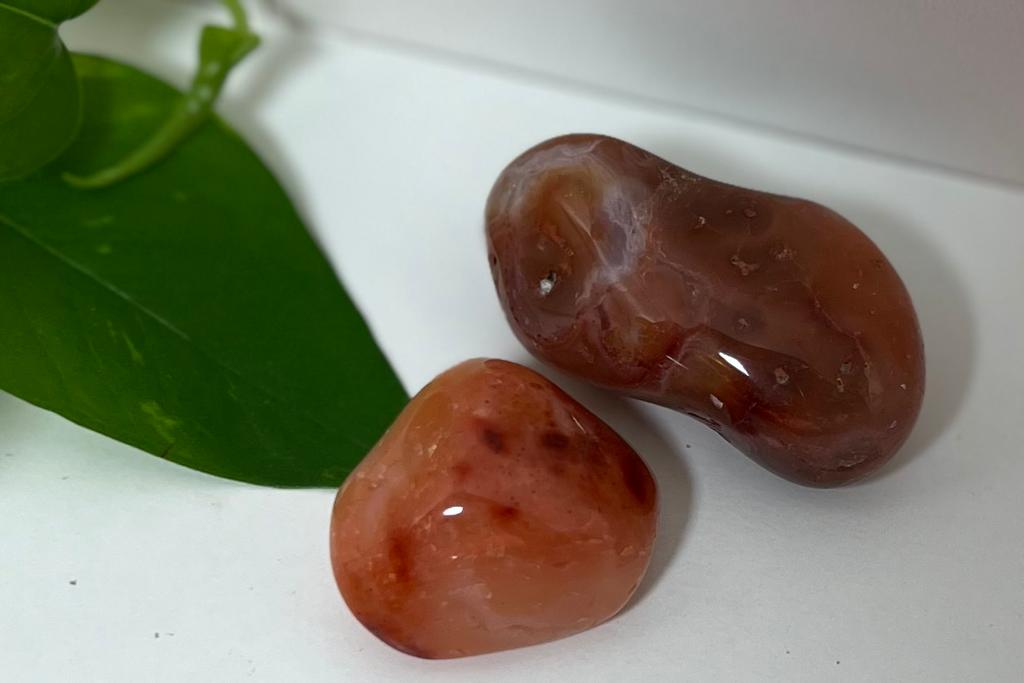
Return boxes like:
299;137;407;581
541;431;570;449
387;531;413;585
480;426;504;453
451;461;473;481
618;454;654;508
491;505;521;522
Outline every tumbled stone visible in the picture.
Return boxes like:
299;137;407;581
330;359;657;658
486;134;924;486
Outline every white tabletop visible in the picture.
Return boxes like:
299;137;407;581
2;1;1022;681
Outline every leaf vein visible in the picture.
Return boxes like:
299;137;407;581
0;2;57;28
0;213;369;454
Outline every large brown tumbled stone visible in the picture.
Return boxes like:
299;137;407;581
486;134;925;486
330;359;657;659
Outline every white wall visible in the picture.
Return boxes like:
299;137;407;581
283;0;1024;185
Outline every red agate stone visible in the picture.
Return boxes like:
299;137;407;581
330;359;657;658
486;134;925;486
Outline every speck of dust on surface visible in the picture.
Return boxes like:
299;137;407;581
69;580;77;586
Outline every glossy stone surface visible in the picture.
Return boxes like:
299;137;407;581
330;359;657;659
486;134;925;486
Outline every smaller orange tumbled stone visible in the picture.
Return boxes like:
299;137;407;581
330;359;658;659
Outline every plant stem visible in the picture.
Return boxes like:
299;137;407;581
222;0;249;33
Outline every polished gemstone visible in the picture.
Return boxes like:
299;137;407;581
486;134;925;486
330;359;657;658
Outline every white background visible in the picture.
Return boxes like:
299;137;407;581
285;0;1024;186
2;1;1022;681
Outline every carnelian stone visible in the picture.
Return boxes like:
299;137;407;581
330;359;657;658
486;134;925;486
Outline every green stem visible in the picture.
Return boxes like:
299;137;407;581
222;0;249;33
64;0;258;190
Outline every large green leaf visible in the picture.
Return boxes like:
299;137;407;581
0;0;99;180
0;54;408;486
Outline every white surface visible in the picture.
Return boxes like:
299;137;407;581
283;0;1024;185
3;1;1023;680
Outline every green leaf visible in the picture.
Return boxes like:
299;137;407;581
0;54;408;487
0;0;99;181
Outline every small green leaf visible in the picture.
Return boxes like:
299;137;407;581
65;0;260;189
0;54;408;486
0;0;99;181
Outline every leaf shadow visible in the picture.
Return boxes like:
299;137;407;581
517;357;694;615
